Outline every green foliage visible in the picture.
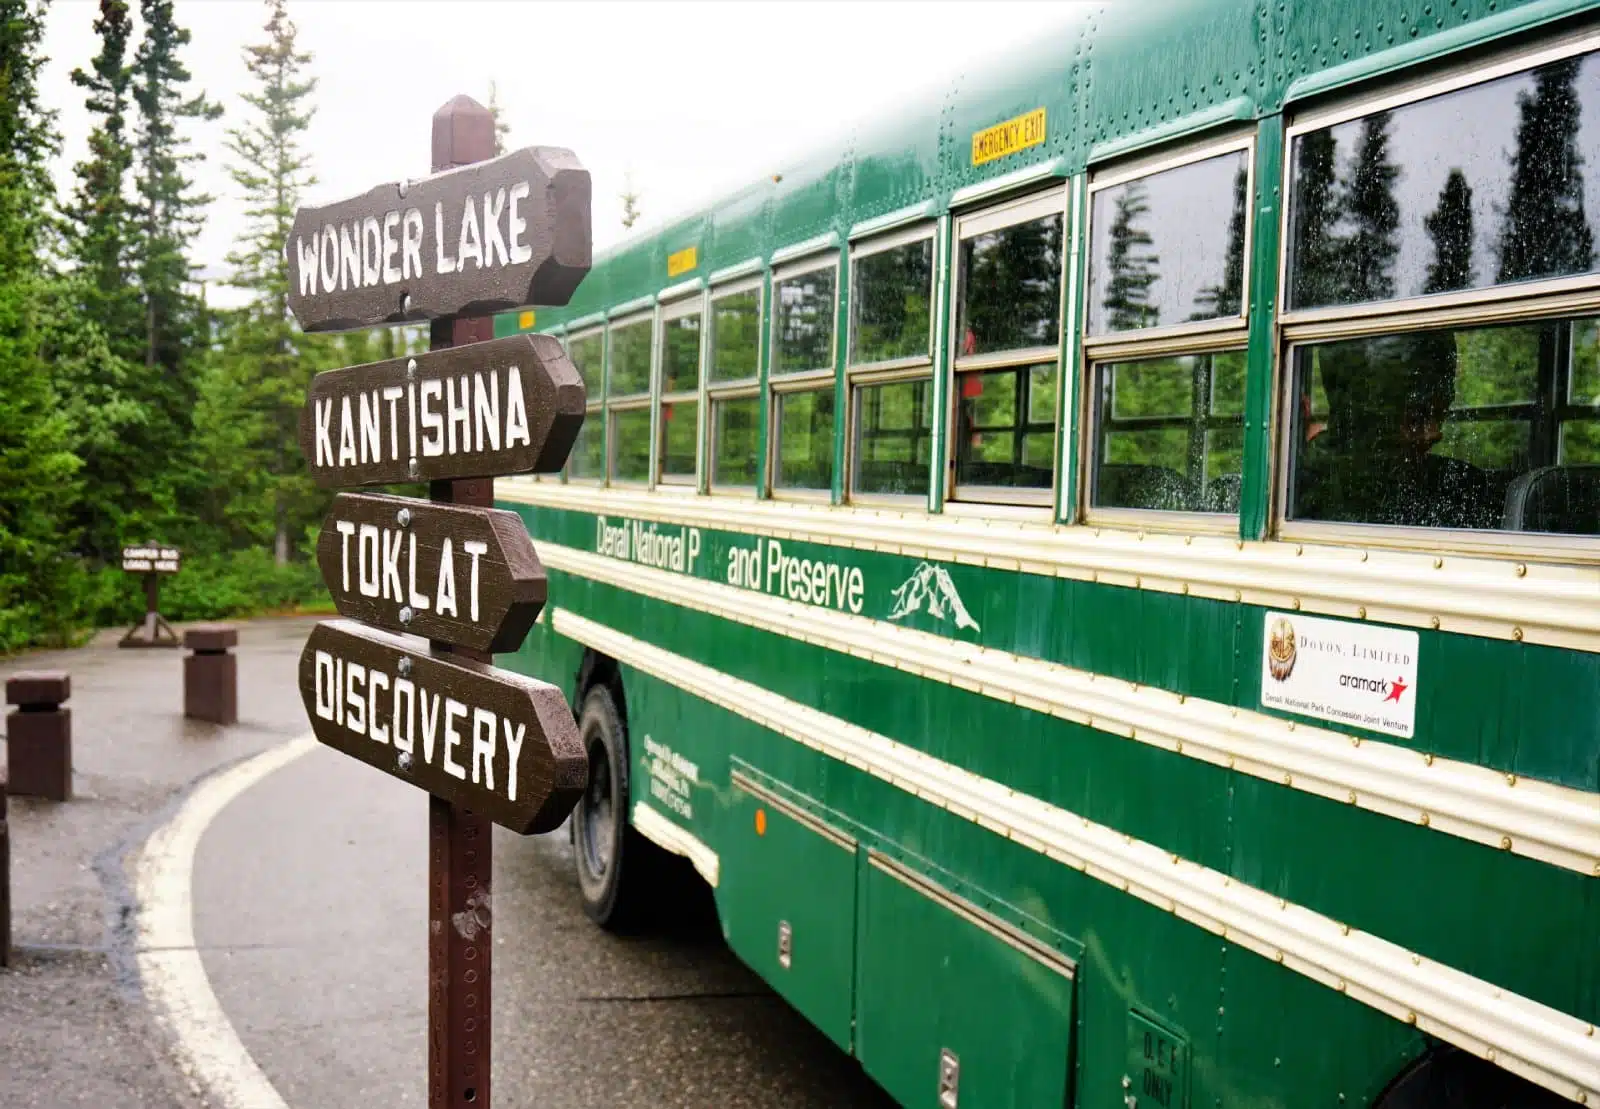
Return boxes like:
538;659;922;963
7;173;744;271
851;238;932;363
1100;184;1159;330
1498;58;1594;283
487;79;509;155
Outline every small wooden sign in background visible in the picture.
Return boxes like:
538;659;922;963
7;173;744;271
119;543;182;648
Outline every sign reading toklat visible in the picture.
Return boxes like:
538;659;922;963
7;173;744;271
299;620;584;834
317;492;546;654
298;334;583;487
284;145;591;331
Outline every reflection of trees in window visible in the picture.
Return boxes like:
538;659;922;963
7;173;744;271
1192;166;1248;319
1498;58;1595;284
1344;112;1400;303
1424;169;1475;294
851;240;933;364
1101;184;1160;330
1290;129;1342;308
712;291;760;383
773;269;835;374
960;215;1062;354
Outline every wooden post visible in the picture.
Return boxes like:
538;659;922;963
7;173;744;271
5;672;72;802
428;94;498;1109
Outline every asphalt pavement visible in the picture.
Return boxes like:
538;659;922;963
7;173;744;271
2;615;895;1108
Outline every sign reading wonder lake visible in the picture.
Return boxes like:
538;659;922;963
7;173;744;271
285;145;592;331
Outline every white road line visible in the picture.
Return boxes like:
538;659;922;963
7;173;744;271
135;735;316;1109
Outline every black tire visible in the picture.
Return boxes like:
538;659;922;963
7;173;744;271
1374;1046;1569;1109
571;684;666;931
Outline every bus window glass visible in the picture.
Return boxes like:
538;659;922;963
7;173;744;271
1289;317;1600;535
611;407;651;482
658;399;697;478
775;388;834;491
712;396;759;487
854;378;933;495
1289;51;1600;310
956;213;1063;355
773;267;836;374
1093;350;1246;513
610;321;652;396
955;363;1056;489
568;332;604;396
850;238;933;364
711;290;760;384
566;418;602;481
1087;148;1249;334
662;311;703;394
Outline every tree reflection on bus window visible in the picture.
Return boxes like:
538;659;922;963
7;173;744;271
854;378;932;495
850;238;933;364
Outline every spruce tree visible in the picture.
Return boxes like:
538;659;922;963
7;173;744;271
0;0;86;647
1497;58;1595;283
202;0;324;564
1424;169;1475;294
1288;128;1343;308
1101;183;1159;331
1342;111;1400;303
1193;164;1249;319
488;79;510;155
620;169;642;230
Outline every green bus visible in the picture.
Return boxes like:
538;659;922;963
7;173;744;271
493;2;1600;1105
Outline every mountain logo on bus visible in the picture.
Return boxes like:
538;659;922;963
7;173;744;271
888;562;980;633
1267;617;1298;681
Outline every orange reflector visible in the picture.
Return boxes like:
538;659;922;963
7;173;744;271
518;310;535;330
755;808;767;836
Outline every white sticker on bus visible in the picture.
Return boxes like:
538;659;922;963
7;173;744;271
1259;611;1419;739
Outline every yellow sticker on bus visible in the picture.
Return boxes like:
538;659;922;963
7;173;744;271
667;246;698;278
518;310;535;330
971;107;1047;167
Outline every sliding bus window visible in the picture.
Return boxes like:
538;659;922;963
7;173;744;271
1280;39;1600;551
769;255;838;496
566;326;605;482
1083;135;1253;522
709;279;761;491
655;296;704;485
950;188;1066;505
848;226;936;500
607;313;653;484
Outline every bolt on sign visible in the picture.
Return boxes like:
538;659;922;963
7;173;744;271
121;545;181;573
317;492;547;654
286;95;591;1109
299;620;583;834
285;145;591;331
298;334;583;488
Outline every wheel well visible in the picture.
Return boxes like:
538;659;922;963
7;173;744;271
575;648;627;733
1372;1044;1570;1109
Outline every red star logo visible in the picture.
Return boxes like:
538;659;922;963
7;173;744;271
1385;677;1409;703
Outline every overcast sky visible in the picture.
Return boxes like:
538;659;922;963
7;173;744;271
39;0;1064;307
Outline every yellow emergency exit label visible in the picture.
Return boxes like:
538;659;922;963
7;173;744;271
667;246;698;278
971;108;1047;166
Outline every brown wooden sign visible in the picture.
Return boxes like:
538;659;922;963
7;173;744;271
284;145;591;332
121;545;181;573
298;619;584;834
298;334;583;487
317;492;545;653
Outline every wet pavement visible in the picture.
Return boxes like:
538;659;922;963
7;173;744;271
2;616;895;1108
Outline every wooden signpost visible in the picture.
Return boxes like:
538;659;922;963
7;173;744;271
288;95;591;1109
119;544;181;648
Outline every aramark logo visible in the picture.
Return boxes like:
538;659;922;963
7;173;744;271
888;562;980;632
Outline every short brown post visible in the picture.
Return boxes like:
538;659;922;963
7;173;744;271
5;672;72;801
183;624;239;725
1;772;10;968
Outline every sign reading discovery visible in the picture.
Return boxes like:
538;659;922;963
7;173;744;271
285;145;592;331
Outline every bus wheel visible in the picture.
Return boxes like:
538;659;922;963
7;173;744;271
1374;1046;1569;1108
571;684;661;931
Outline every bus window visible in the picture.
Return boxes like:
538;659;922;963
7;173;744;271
770;257;838;496
656;299;703;484
566;327;605;483
607;315;652;483
1287;318;1600;536
709;283;761;491
1083;136;1253;521
849;227;936;500
951;188;1065;504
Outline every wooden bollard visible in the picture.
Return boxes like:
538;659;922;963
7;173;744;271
5;671;72;801
183;624;238;725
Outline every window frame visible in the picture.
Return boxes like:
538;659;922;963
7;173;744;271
707;275;764;493
564;323;607;485
947;184;1070;509
1079;130;1257;533
654;291;706;487
768;251;841;503
847;222;939;505
1273;27;1600;562
605;309;654;486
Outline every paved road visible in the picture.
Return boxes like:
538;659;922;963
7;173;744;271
191;689;896;1108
